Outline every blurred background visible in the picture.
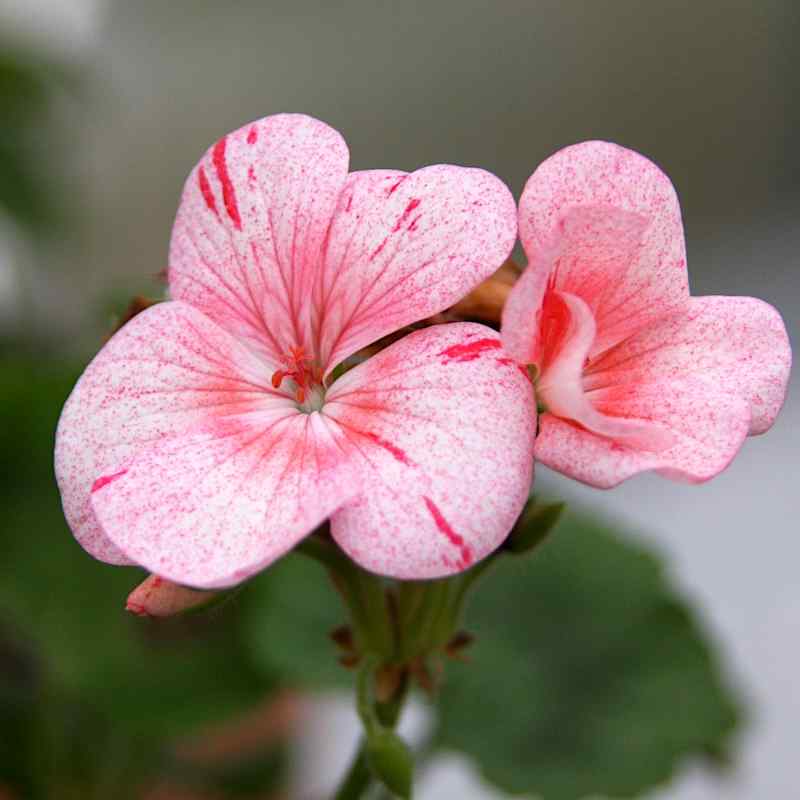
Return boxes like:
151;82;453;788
0;1;796;798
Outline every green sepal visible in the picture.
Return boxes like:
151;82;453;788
505;499;565;555
365;728;414;799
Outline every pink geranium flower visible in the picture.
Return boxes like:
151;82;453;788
502;141;791;488
55;114;535;588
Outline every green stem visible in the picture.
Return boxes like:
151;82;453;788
351;570;394;657
334;660;409;800
296;532;393;657
444;555;499;631
333;747;372;800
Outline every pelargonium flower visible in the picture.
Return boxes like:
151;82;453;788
502;141;791;488
55;114;535;588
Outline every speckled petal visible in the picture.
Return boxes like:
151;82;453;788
585;295;791;436
323;322;535;579
500;247;552;365
169;113;349;363
535;375;751;488
313;166;517;372
535;290;674;451
54;301;284;565
517;141;689;354
91;410;362;589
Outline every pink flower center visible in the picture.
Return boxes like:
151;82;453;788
271;345;325;409
534;289;674;451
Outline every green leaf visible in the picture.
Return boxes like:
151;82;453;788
0;355;291;797
242;552;353;688
0;357;279;739
435;509;741;799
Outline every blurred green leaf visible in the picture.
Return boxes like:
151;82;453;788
243;552;353;689
0;357;278;736
435;510;741;799
2;354;741;799
0;46;75;234
0;356;285;796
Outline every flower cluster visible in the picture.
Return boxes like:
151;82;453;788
55;114;790;591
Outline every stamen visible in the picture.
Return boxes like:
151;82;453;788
271;345;323;410
271;369;286;389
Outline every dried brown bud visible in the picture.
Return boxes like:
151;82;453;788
109;295;159;339
330;624;356;652
449;258;521;323
338;653;362;669
445;630;475;661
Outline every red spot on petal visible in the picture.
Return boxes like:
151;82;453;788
346;193;353;212
393;197;421;231
247;165;256;185
212;136;242;230
423;496;473;568
91;469;128;493
247;125;258;145
365;432;411;465
440;337;502;363
197;166;219;219
407;215;421;232
388;176;407;195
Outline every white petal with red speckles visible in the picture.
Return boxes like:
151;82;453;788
584;295;791;436
323;322;535;579
54;301;284;565
169;114;349;363
313;166;517;371
518;142;689;353
535;374;751;488
91;410;362;589
500;247;552;365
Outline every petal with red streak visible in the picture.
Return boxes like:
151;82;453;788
55;301;284;564
534;376;751;488
314;166;517;371
584;295;791;436
323;322;536;579
169;114;349;363
91;410;362;589
517;141;689;354
535;290;674;451
500;247;552;365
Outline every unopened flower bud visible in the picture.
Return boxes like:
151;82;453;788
125;575;218;618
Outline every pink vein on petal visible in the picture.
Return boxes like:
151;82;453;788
423;495;473;567
393;197;421;231
212;136;242;230
364;431;412;465
197;167;219;219
388;176;407;195
369;236;390;262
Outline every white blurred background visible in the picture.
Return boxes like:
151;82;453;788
1;1;796;797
